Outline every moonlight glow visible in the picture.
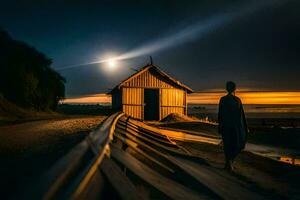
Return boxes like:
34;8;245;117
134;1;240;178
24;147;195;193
108;59;116;67
101;58;119;74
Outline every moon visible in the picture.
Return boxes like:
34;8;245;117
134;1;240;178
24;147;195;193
108;59;116;67
104;58;118;73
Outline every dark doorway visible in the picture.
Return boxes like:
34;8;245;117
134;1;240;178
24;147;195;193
144;89;159;120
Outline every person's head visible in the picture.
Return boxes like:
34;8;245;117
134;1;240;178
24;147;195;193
226;81;236;94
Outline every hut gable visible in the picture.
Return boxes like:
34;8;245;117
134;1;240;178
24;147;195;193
111;64;193;93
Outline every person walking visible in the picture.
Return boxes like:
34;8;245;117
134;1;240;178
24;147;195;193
218;81;248;171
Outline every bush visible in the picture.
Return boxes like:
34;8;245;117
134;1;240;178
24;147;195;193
0;28;65;111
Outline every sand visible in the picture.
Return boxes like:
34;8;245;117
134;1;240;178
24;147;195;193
0;115;106;199
160;113;198;123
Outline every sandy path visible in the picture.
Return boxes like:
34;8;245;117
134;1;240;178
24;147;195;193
0;115;106;199
0;116;106;155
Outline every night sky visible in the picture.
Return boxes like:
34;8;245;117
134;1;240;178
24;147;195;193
1;0;300;96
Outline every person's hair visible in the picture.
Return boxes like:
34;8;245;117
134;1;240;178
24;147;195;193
226;81;236;93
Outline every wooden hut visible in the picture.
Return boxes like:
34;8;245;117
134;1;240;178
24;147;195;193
109;64;193;121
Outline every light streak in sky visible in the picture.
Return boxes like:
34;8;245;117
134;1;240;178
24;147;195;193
57;0;286;71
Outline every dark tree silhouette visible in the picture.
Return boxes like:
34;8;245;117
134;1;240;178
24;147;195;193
0;28;65;111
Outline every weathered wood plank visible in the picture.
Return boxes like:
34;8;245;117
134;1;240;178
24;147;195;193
127;117;220;144
114;130;174;164
117;120;177;146
41;140;91;200
168;156;265;200
119;116;170;140
115;127;188;156
73;168;106;200
100;156;144;200
110;145;209;200
114;133;175;173
71;113;125;199
117;116;264;200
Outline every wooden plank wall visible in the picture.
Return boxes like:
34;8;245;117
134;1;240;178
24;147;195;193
122;88;143;120
160;89;185;119
121;70;187;120
123;70;174;88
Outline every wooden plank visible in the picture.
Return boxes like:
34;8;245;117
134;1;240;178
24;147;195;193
168;156;264;200
121;87;143;120
119;116;177;144
115;127;188;156
114;133;175;173
114;130;175;163
73;168;106;200
158;126;220;139
122;86;177;89
100;156;144;200
115;117;263;199
159;88;162;120
71;113;125;199
117;121;177;146
122;103;144;106
126;117;220;144
37;140;90;200
119;117;170;140
185;90;187;115
110;145;208;200
118;118;192;155
160;105;185;108
115;130;206;177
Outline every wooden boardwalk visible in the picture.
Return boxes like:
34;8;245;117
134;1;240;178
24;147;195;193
23;112;267;200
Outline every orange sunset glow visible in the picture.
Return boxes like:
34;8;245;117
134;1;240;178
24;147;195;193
62;94;111;104
188;91;300;104
62;91;300;105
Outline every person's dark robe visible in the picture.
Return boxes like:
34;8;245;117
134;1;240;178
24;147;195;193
218;94;248;160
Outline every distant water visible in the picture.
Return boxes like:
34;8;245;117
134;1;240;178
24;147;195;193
188;104;300;119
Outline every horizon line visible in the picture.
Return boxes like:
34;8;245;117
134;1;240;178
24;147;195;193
62;91;300;105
